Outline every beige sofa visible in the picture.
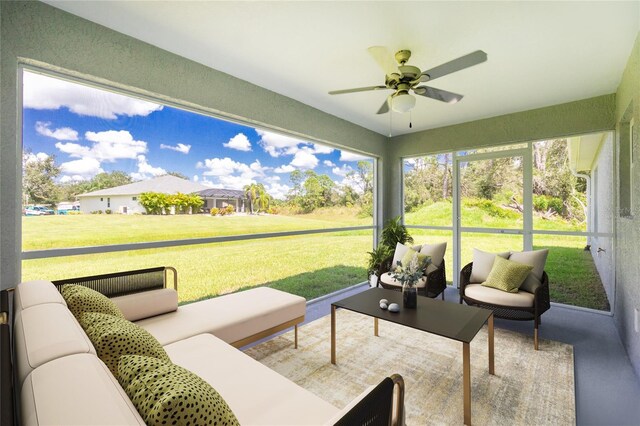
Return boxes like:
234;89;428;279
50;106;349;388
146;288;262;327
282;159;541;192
9;279;402;425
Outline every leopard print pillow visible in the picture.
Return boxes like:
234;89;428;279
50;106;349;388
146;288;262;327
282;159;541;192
79;312;170;375
117;354;239;426
61;284;124;319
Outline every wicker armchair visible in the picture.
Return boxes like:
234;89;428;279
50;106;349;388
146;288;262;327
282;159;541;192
377;254;447;300
459;262;550;350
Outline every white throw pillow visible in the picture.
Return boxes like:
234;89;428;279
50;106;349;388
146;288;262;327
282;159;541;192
419;242;447;268
469;249;510;283
509;249;549;281
391;243;412;271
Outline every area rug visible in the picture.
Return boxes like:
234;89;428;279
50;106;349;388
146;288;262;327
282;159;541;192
244;309;575;425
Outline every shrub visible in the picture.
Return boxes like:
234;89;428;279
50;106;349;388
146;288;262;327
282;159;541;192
267;206;279;215
210;207;219;216
225;205;235;215
105;209;112;214
218;208;227;216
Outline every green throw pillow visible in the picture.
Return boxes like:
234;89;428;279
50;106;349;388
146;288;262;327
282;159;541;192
482;256;533;293
79;312;170;375
397;248;430;271
61;284;124;319
118;355;239;426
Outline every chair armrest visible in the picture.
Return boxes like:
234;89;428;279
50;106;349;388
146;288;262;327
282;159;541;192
331;374;404;426
376;254;395;282
533;271;551;316
424;259;447;296
459;262;474;297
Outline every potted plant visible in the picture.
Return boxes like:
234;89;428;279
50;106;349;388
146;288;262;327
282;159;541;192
366;216;414;285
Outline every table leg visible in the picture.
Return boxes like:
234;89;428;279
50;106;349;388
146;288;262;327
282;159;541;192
331;305;336;364
488;314;494;375
294;324;298;349
374;317;379;337
463;342;471;426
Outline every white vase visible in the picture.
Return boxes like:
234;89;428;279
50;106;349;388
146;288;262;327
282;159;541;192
369;274;378;287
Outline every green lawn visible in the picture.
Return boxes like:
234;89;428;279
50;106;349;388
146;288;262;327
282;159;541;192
22;203;609;310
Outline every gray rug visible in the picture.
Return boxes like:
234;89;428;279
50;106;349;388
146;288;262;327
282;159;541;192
245;309;575;425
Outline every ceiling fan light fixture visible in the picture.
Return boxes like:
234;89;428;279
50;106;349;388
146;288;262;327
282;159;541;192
391;92;416;113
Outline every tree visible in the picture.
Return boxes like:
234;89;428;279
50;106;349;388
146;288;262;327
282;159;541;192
58;171;133;201
23;152;60;205
244;183;259;214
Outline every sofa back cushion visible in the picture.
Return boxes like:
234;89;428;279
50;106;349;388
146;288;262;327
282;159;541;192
14;280;66;313
509;249;549;281
14;303;95;386
117;354;239;426
470;249;511;283
481;256;533;293
111;289;178;321
21;353;145;426
62;284;125;320
79;312;170;375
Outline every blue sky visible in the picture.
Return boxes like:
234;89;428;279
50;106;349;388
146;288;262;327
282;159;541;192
22;71;371;199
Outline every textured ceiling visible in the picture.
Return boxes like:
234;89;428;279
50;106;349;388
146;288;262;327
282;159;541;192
46;1;640;136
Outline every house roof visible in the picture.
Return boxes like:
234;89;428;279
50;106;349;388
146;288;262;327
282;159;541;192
197;188;246;199
77;175;208;197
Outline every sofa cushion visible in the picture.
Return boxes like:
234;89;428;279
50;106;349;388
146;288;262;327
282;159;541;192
14;280;66;312
14;303;95;386
136;287;305;346
482;256;533;293
62;284;125;320
391;243;412;271
111;288;178;321
465;284;535;308
164;333;339;425
80;312;170;375
117;354;239;426
21;353;145;426
469;249;511;283
380;272;427;288
400;249;430;271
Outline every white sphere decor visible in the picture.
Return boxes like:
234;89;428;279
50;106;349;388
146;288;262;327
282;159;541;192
379;299;389;305
380;302;388;310
388;303;400;313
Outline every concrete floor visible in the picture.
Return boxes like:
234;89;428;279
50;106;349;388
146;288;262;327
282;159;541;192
293;284;640;426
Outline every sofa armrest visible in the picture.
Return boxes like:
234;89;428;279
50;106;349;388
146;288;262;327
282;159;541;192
329;374;404;426
459;262;474;303
111;288;178;321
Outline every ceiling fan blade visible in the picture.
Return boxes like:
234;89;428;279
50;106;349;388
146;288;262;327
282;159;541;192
328;85;388;95
420;50;487;82
367;46;398;76
376;96;390;114
413;86;464;104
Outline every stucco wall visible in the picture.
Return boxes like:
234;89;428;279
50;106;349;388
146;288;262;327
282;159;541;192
614;32;640;379
590;132;615;303
0;1;387;289
79;195;143;215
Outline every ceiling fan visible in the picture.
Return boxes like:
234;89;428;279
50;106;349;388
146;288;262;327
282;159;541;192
329;47;487;114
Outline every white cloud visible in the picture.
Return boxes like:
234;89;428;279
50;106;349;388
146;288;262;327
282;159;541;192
216;174;256;190
274;165;295;174
23;71;163;119
160;143;191;154
84;130;148;161
24;152;49;164
339;150;369;162
59;175;88;183
266;183;290;200
263;175;281;184
35;121;79;141
223;133;252;152
324;160;336;167
197;157;247;177
311;143;333;155
130;155;166;180
193;175;199;182
332;164;353;177
59;157;104;179
256;129;302;157
290;151;318;169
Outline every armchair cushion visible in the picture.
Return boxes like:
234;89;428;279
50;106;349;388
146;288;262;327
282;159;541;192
470;249;510;283
509;249;549;281
465;284;535;308
380;273;427;288
399;249;430;271
390;243;422;272
481;256;533;293
61;284;125;320
418;242;447;270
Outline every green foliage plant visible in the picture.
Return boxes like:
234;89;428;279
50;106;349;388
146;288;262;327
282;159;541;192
210;207;219;216
380;216;414;249
366;244;393;277
224;205;235;215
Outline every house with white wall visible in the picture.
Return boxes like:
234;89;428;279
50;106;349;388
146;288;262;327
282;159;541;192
77;175;208;214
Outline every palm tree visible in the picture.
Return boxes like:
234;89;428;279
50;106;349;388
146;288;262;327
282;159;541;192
244;183;259;214
256;184;270;212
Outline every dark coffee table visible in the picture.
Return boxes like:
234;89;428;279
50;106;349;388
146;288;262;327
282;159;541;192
331;288;494;426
